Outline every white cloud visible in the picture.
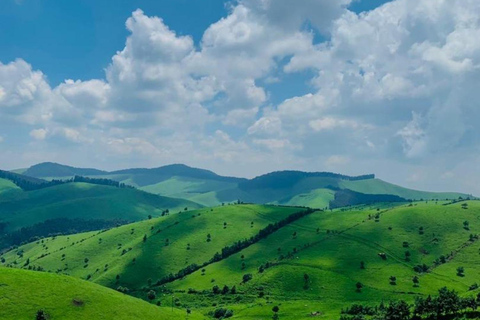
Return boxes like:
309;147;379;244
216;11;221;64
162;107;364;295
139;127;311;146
247;117;282;135
29;128;48;140
309;117;361;132
1;0;480;196
223;107;259;126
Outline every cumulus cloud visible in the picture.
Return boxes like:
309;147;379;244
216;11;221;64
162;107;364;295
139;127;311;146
1;0;480;195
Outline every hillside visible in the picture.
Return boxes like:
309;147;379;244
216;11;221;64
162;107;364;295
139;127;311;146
0;182;201;248
0;178;20;195
18;163;471;208
1;205;305;289
0;267;202;320
3;201;480;319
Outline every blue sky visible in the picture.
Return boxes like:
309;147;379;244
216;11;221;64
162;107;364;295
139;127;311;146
1;0;479;196
0;0;390;85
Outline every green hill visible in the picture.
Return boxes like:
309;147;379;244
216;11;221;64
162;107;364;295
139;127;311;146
4;201;480;319
19;163;471;208
0;267;203;320
23;162;108;178
0;178;20;195
0;182;201;248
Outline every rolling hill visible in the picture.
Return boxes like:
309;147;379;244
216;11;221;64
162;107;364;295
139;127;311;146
17;162;472;208
3;201;479;319
0;267;203;319
0;175;202;248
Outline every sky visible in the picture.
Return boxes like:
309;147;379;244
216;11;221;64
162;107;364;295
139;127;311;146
0;0;479;196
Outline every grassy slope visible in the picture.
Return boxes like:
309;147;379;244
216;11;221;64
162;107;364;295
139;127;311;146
274;188;335;209
0;178;20;195
168;201;480;319
0;182;201;233
340;178;468;200
139;176;238;207
5;202;480;319
0;267;203;320
2;205;302;291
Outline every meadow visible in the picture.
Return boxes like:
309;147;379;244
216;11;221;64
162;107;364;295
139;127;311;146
2;201;479;319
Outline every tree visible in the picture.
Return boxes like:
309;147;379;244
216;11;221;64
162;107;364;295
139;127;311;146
457;266;465;277
385;300;410;320
143;234;147;242
147;290;156;300
272;306;280;320
413;276;420;287
405;251;411;261
464;220;470;230
148;214;152;220
222;285;230;295
437;287;460;316
242;274;253;283
230;286;237;294
36;310;49;320
356;282;363;292
360;261;365;269
213;308;233;319
212;285;220;294
389;276;397;285
303;273;310;289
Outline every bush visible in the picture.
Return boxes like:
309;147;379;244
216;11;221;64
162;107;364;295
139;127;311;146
242;274;253;283
213;308;233;319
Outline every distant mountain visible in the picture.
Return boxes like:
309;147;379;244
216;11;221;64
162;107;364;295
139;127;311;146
18;162;472;208
23;162;107;178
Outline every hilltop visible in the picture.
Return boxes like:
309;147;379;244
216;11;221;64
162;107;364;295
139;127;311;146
17;162;471;208
3;201;480;319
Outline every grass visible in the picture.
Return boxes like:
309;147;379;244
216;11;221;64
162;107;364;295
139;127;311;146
274;188;335;209
0;182;201;233
340;178;468;200
0;267;204;320
0;178;20;195
1;205;303;290
3;201;480;319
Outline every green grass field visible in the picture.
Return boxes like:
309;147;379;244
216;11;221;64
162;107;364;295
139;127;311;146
0;182;201;233
3;201;479;319
0;267;204;320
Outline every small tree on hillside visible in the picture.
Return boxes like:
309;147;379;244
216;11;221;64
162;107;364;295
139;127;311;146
356;282;363;292
303;273;310;290
413;276;420;287
457;266;465;277
147;290;156;300
36;310;49;320
405;251;411;261
272;306;280;320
